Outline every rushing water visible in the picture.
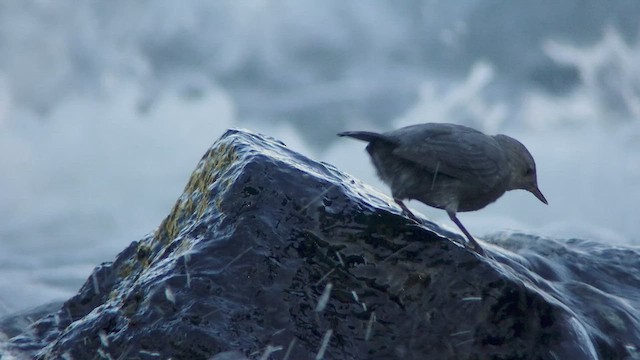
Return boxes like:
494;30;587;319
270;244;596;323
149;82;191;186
0;0;639;329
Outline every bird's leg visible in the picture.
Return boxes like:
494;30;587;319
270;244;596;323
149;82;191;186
447;211;485;255
394;198;421;223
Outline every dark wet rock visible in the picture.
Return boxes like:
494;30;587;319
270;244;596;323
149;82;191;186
4;129;640;359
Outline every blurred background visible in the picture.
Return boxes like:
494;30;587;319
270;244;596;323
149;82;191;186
1;0;639;316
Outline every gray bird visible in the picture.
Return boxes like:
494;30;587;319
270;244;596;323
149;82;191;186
338;123;547;255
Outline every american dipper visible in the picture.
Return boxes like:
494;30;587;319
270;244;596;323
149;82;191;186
338;123;547;254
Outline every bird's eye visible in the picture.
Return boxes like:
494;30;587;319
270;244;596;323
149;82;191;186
525;168;534;176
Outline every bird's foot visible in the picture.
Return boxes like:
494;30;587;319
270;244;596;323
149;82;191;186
403;211;422;224
394;199;423;224
465;241;485;255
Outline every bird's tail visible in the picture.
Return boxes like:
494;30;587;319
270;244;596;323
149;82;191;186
337;131;388;143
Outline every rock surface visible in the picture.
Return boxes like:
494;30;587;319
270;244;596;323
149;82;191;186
4;129;640;359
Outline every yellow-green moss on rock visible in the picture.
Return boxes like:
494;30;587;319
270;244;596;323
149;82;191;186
155;142;238;246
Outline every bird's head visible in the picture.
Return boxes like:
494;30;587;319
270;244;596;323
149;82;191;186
494;134;547;205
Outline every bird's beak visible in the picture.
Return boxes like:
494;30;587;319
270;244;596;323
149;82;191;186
529;185;548;205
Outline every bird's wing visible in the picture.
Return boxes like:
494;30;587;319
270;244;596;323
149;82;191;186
389;125;506;186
